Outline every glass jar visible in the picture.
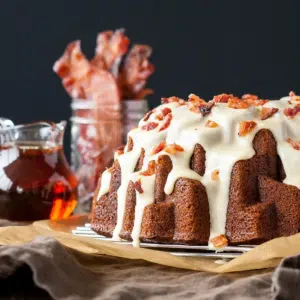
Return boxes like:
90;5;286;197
70;99;148;213
0;119;78;221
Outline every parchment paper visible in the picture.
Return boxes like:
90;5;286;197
0;215;299;273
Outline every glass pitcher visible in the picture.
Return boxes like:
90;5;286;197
0;119;78;221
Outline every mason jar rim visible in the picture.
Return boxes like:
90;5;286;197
71;99;148;111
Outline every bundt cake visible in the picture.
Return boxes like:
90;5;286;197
91;92;300;249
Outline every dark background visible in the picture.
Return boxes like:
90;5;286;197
1;0;299;158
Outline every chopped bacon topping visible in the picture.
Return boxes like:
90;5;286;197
151;141;166;155
159;113;172;131
289;91;300;101
142;122;159;131
140;160;156;176
133;179;144;194
161;96;185;105
242;94;258;100
227;96;268;109
228;98;250;109
161;107;172;116
213;93;233;103
287;138;300;150
106;166;113;173
188;94;206;105
199;101;215;116
244;99;269;107
156;107;172;121
143;110;154;121
284;104;300;118
238;121;257;136
211;169;220;180
211;235;228;248
116;145;125;156
155;114;164;121
206;120;219;128
260;107;279;120
164;144;184;154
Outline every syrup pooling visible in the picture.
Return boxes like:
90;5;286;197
98;93;300;248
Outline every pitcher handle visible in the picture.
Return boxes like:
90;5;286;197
0;118;14;128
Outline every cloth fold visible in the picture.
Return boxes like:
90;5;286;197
0;214;299;300
0;236;281;300
272;255;300;300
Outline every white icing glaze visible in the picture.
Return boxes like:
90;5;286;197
97;170;111;201
112;149;141;240
97;95;300;247
130;173;156;247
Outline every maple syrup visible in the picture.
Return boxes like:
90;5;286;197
0;143;78;221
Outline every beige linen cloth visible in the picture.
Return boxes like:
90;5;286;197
0;219;298;300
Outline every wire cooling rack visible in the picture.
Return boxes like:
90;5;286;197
72;223;255;260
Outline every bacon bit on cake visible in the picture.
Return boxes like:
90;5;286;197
186;94;207;113
199;101;215;116
155;114;164;121
287;138;300;150
159;113;173;131
164;144;184;154
213;93;233;103
242;94;258;100
260;107;279;120
142;122;159;131
143;110;154;121
289;91;300;101
151;141;166;155
187;103;200;113
238;121;257;136
211;235;228;248
116;145;125;156
106;166;113;173
161;96;185;105
162;107;172;115
140;160;156;176
156;107;172;120
284;104;300;118
206;120;219;128
133;179;144;194
211;169;220;180
188;94;206;105
228;98;250;109
244;99;269;107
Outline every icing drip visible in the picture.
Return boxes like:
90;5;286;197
130;173;156;247
97;170;111;200
112;149;141;240
97;95;300;247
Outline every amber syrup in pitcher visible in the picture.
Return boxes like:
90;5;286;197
0;142;78;221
